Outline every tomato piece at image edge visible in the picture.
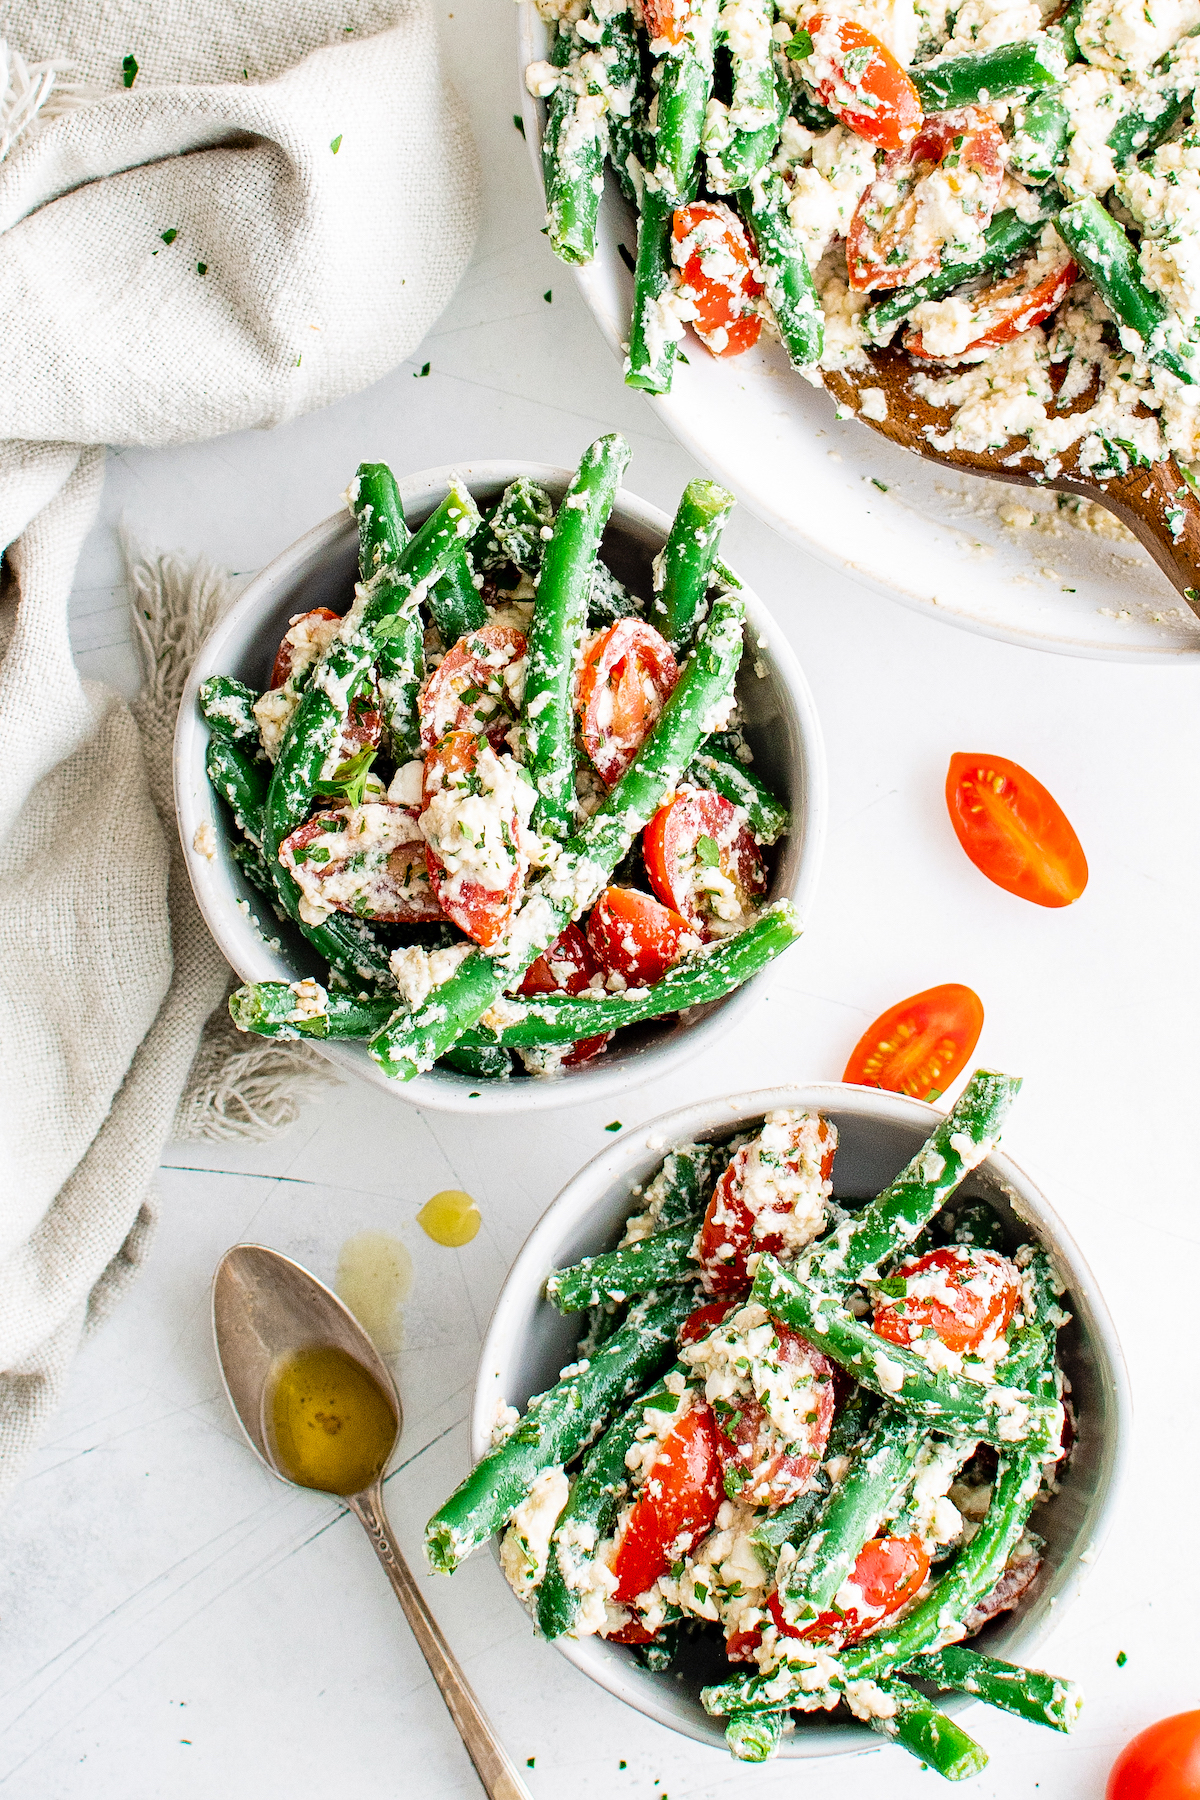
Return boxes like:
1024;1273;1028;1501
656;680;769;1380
671;202;764;358
946;752;1088;908
577;620;679;788
586;885;693;987
1107;1711;1200;1800
843;982;984;1101
796;16;922;151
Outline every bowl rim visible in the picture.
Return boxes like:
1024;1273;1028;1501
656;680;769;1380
173;460;829;1113
469;1081;1133;1758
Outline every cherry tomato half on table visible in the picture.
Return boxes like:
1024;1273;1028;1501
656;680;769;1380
843;982;984;1100
577;620;679;787
1107;1712;1200;1800
794;16;922;151
671;202;764;357
946;752;1088;907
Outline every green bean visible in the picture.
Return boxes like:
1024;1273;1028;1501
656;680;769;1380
909;1646;1083;1733
685;734;790;845
228;980;391;1040
705;6;783;193
940;1198;1006;1249
546;11;640;263
1008;90;1070;184
229;835;280;908
424;1287;695;1573
262;482;481;883
626;176;697;394
808;1070;1022;1287
867;1680;989;1780
199;675;262;749
648;478;736;653
439;1041;512;1080
1108;88;1185;166
750;1386;880;1565
630;1139;723;1231
490;477;556;572
207;736;269;845
866;201;1062;336
588;558;641;627
912;38;1065;112
546;1222;698;1312
1048;0;1085;61
740;170;823;370
368;589;747;1078
726;1709;783;1761
348;462;408;576
751;1255;1057;1450
426;549;488;644
653;0;721;200
523;434;632;840
1056;198;1196;385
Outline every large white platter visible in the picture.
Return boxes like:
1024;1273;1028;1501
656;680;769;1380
517;7;1200;662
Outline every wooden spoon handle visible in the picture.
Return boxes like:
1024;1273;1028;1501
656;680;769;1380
1085;458;1200;618
351;1486;532;1800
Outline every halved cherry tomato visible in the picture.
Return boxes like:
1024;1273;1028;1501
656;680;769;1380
643;0;688;45
798;16;922;151
671;202;764;357
712;1321;836;1508
1107;1712;1200;1800
770;1534;930;1645
279;805;443;923
518;923;610;1065
848;108;1003;292
842;982;984;1100
697;1115;835;1294
946;753;1088;908
724;1625;764;1663
421;731;525;948
872;1245;1021;1355
679;1298;743;1345
269;607;341;689
577;621;679;787
586;886;693;988
906;245;1079;359
608;1402;724;1605
338;689;384;758
605;1618;656;1644
643;788;766;937
419;625;526;753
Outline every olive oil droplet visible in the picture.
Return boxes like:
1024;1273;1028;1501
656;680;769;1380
267;1344;396;1495
417;1189;481;1246
335;1231;413;1355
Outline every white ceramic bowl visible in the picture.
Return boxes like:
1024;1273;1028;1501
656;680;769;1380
471;1083;1130;1756
515;11;1200;662
175;462;827;1114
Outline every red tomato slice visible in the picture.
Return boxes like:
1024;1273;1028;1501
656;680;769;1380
697;1116;835;1295
419;625;526;754
906;245;1079;359
518;923;611;1066
608;1402;724;1605
679;1298;743;1346
269;607;341;689
847;108;1004;292
643;788;766;937
1107;1711;1200;1800
799;16;922;151
872;1245;1021;1355
585;886;694;988
421;731;524;948
712;1321;836;1509
771;1534;930;1645
842;982;984;1101
279;805;443;923
643;0;689;43
946;752;1088;908
577;621;679;788
605;1618;656;1645
671;203;764;357
724;1626;764;1663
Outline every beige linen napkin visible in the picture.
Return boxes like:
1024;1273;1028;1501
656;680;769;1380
0;0;479;1499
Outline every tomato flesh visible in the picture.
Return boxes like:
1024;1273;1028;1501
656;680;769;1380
946;752;1088;908
518;922;610;1065
419;625;526;754
872;1245;1021;1355
800;15;922;151
270;607;340;689
1107;1711;1200;1800
643;788;766;939
848;108;1003;292
608;1402;724;1605
586;885;693;988
712;1320;836;1509
771;1534;930;1645
577;620;679;788
906;247;1079;359
671;203;764;357
842;982;984;1101
643;0;689;45
679;1298;742;1346
697;1115;835;1295
421;730;525;948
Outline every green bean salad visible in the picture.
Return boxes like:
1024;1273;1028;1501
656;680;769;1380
427;1071;1082;1775
202;438;801;1082
528;0;1200;478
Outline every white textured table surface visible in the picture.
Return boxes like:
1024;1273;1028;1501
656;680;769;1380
4;4;1199;1795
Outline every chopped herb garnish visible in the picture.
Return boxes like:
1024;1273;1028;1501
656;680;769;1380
161;228;178;244
605;1120;623;1132
695;834;720;868
416;361;431;378
313;745;378;808
197;262;208;276
330;134;343;153
871;478;889;492
785;27;814;57
1116;1650;1127;1666
514;112;526;136
122;53;138;86
677;352;689;364
543;289;552;302
526;1757;535;1768
874;1275;908;1299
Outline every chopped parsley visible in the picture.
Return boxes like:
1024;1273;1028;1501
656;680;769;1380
330;134;343;154
513;112;525;136
122;53;138;87
416;361;431;378
695;833;720;868
605;1119;623;1132
871;478;889;492
785;28;813;57
543;289;552;302
1116;1650;1127;1666
313;745;377;808
161;228;178;245
197;262;208;276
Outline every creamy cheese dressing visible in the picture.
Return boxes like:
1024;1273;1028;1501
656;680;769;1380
419;742;539;897
499;1466;571;1598
682;1299;829;1447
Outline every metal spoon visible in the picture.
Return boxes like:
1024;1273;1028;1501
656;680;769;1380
212;1243;531;1800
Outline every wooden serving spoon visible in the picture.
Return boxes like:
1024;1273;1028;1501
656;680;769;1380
822;341;1200;617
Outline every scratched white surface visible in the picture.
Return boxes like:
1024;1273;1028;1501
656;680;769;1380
2;3;1199;1794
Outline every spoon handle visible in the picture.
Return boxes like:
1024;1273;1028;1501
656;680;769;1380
350;1486;533;1800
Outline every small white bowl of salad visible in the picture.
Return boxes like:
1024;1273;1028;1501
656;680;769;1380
175;441;826;1112
438;1073;1129;1762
